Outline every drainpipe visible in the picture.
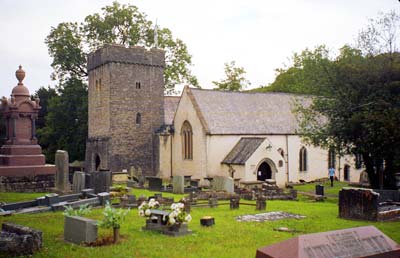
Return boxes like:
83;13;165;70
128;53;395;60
170;129;173;178
285;135;290;184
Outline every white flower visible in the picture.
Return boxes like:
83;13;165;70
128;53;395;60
169;217;176;225
177;203;184;209
171;203;177;210
145;209;151;216
185;214;192;222
139;210;144;217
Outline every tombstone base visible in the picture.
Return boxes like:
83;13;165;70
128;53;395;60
142;220;192;237
0;168;55;192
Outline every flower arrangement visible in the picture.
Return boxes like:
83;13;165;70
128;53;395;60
166;202;192;226
138;198;160;217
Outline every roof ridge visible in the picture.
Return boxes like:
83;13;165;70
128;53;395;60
189;87;310;97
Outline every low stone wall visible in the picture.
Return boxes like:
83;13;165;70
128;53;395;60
0;222;42;256
373;189;400;202
339;188;379;221
0;174;54;192
339;188;400;221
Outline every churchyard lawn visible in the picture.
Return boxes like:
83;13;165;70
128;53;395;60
0;186;399;258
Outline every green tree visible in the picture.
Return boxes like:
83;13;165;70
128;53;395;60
37;78;88;163
45;1;198;93
213;61;250;91
255;45;333;95
295;11;400;189
32;86;57;130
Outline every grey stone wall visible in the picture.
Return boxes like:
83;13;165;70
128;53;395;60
0;175;54;192
85;137;110;172
86;45;165;175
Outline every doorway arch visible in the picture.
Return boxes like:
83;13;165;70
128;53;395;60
344;164;350;181
95;154;101;171
256;158;277;181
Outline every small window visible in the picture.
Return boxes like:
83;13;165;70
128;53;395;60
278;148;284;158
278;160;283;167
136;113;141;125
136;82;141;89
299;147;307;172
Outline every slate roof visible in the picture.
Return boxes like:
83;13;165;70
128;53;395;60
222;137;266;165
163;96;180;125
188;88;309;134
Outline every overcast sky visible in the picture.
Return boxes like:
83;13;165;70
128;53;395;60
0;0;398;97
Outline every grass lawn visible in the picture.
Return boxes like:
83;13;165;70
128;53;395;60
0;187;399;258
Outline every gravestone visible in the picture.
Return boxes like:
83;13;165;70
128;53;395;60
180;199;191;213
230;195;240;209
209;196;218;208
137;167;145;187
339;188;379;221
86;171;111;194
256;226;400;258
315;185;324;196
212;176;234;193
359;170;370;187
127;194;136;204
138;195;147;206
97;192;111;206
64;216;98;244
147;177;162;191
55;150;70;193
129;166;136;180
45;193;59;206
256;195;267;211
72;172;85;193
173;176;185;194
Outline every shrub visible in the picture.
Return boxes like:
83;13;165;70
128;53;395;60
98;201;129;229
63;204;92;217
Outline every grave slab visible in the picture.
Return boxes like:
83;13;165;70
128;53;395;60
256;226;400;258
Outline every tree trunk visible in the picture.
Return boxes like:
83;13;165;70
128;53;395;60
384;157;397;189
113;227;120;243
362;153;379;189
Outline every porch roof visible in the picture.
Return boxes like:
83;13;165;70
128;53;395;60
222;137;266;165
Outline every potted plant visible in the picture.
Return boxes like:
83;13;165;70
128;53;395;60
98;201;129;243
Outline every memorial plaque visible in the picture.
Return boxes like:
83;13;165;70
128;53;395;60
256;226;400;258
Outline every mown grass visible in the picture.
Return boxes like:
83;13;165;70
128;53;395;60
0;192;49;203
0;186;399;258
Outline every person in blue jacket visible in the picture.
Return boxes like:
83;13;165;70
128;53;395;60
328;167;335;187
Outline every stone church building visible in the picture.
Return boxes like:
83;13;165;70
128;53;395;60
85;45;362;187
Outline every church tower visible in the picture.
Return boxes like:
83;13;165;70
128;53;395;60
85;45;165;175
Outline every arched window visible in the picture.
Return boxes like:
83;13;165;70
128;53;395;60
355;153;363;169
299;147;307;172
136;113;141;125
328;149;335;169
181;121;193;159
